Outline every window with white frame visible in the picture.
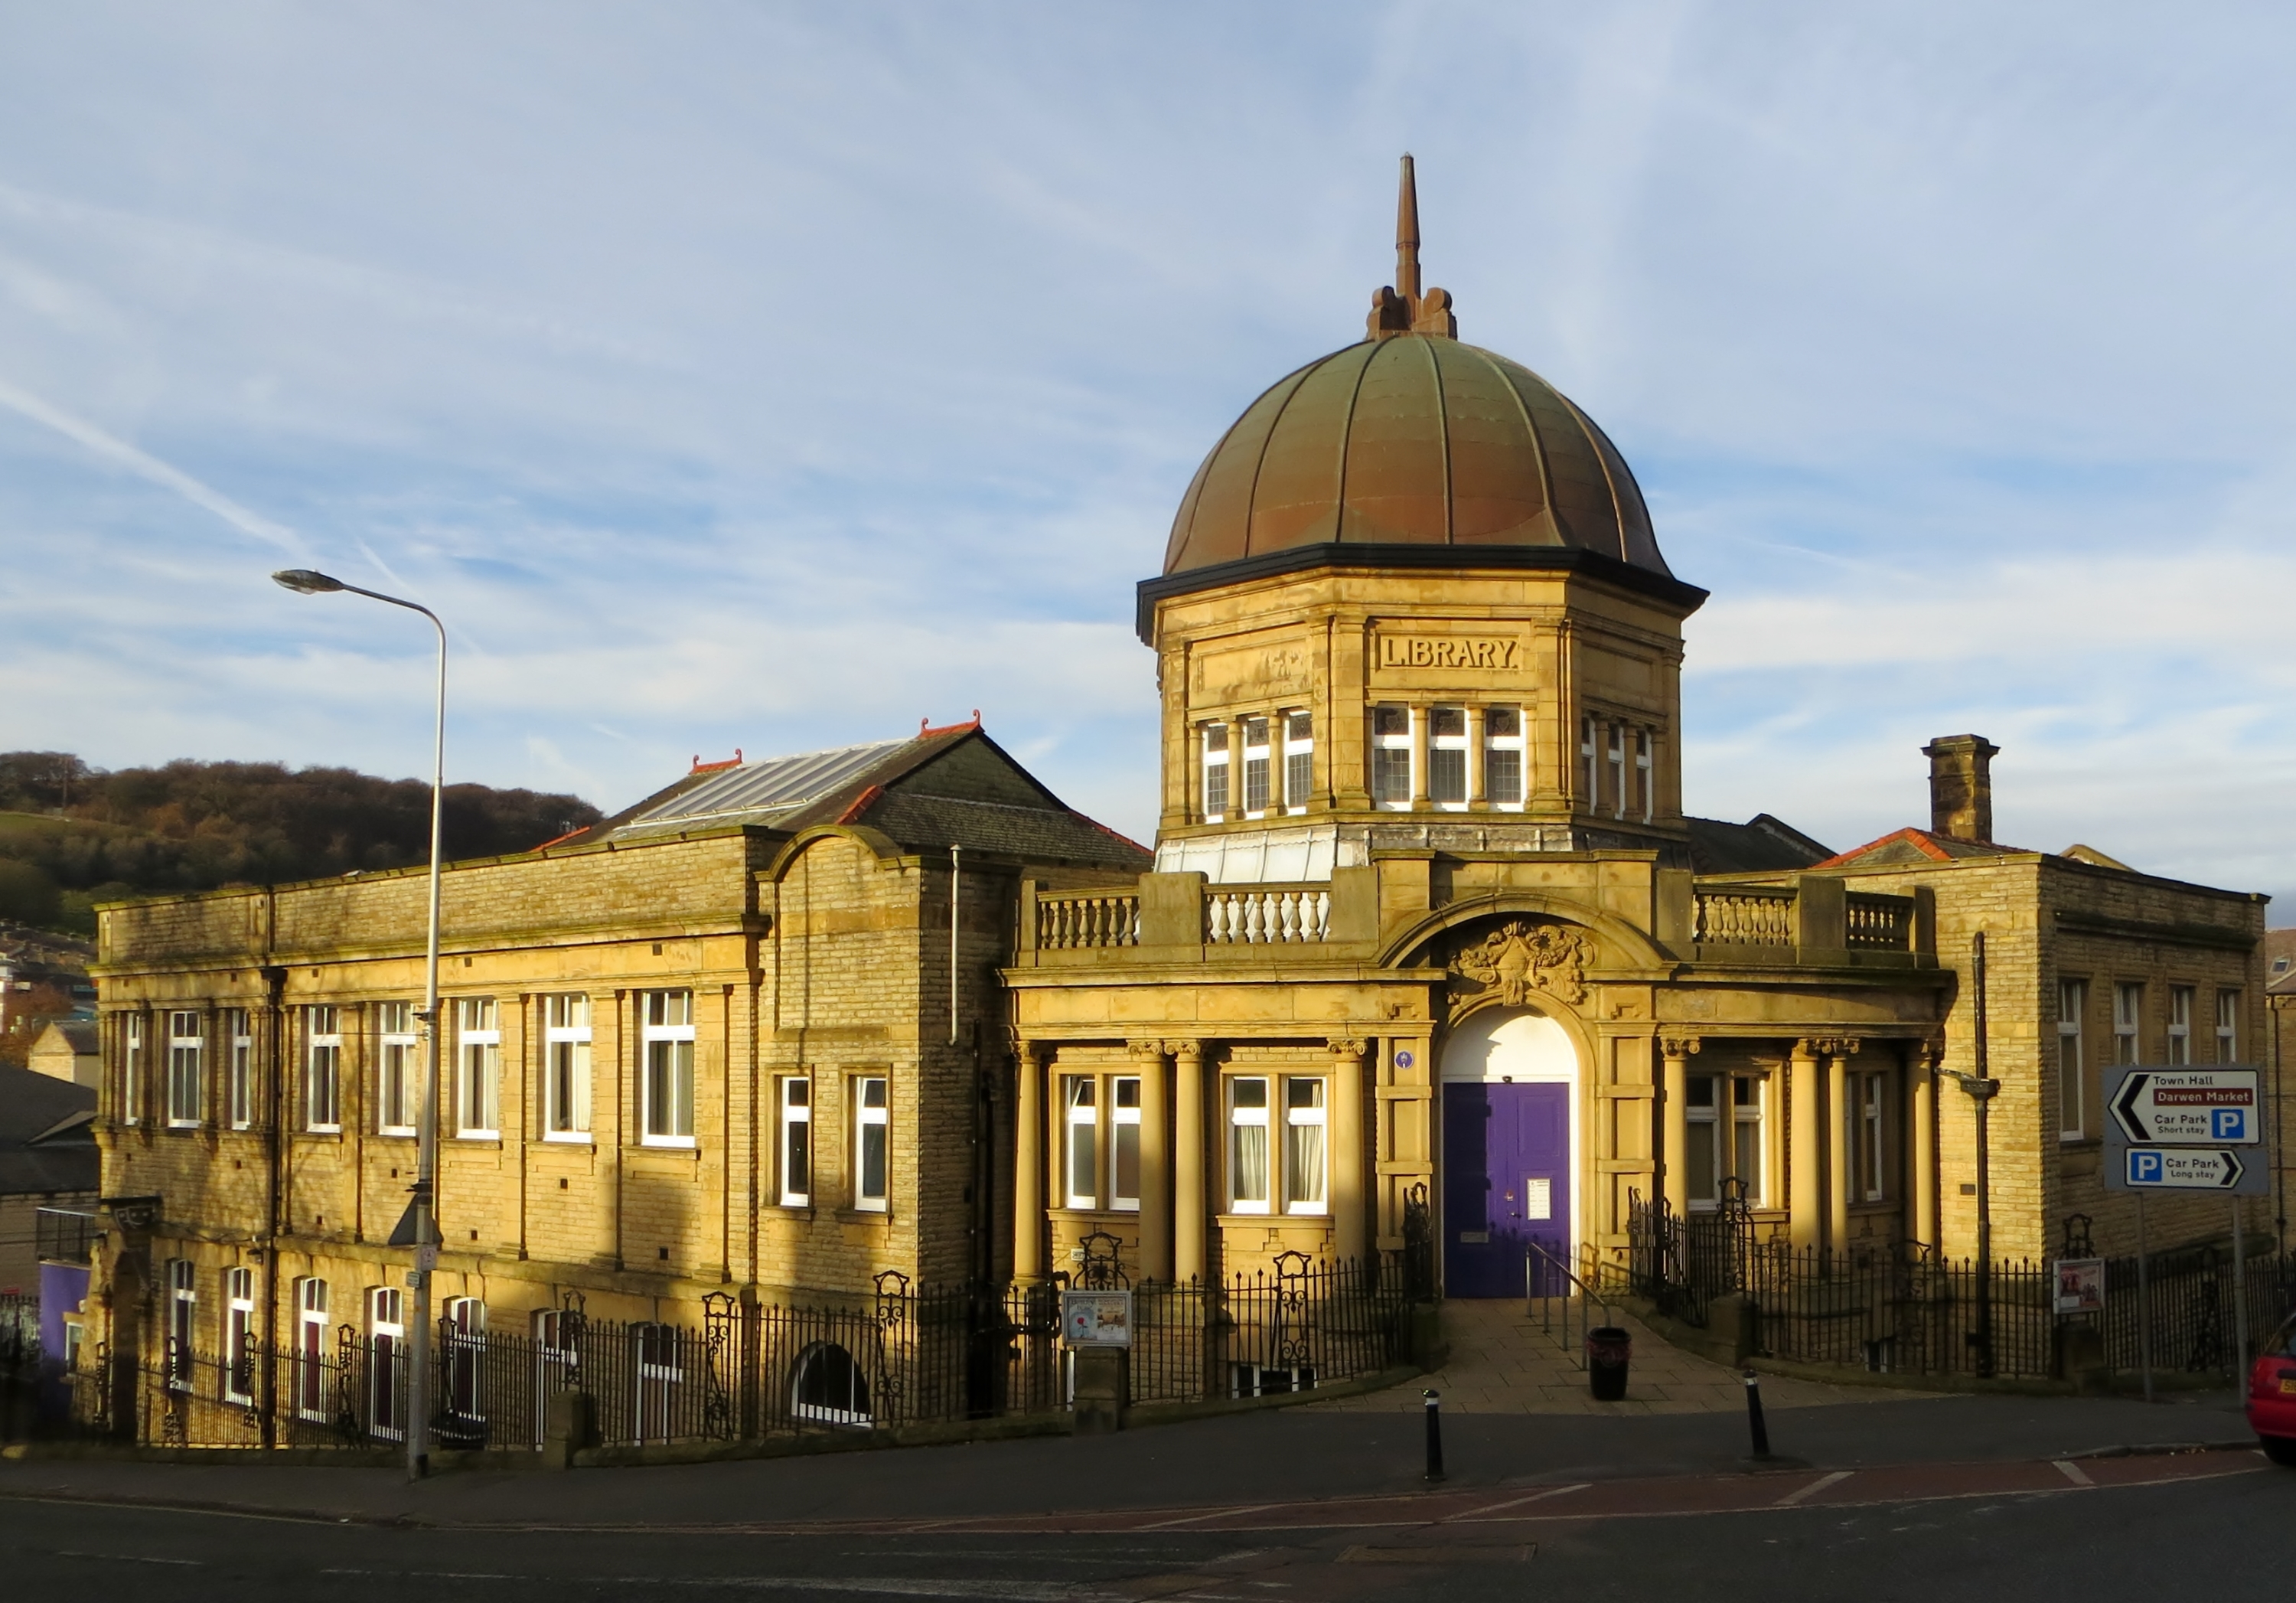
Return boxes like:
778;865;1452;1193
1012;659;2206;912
1371;706;1413;808
455;997;501;1138
1580;716;1599;811
1240;716;1271;817
1112;1076;1142;1212
121;1012;145;1127
1855;1072;1887;1202
1731;1077;1766;1205
1483;707;1525;808
1428;707;1468;808
165;1259;197;1390
2113;983;2142;1065
1606;723;1626;819
1228;1077;1271;1213
292;1278;328;1419
223;1267;256;1403
532;1308;580;1447
778;1077;812;1205
2216;990;2239;1063
368;1287;406;1441
377;1001;417;1135
853;1075;889;1210
1200;723;1230;821
225;1007;253;1131
1689;1075;1766;1206
1062;1076;1098;1210
1281;711;1313;814
2167;985;2193;1065
165;1010;204;1128
305;1005;342;1132
2058;980;2087;1140
444;1297;487;1424
1284;1078;1327;1213
1635;729;1655;822
634;1322;684;1442
1685;1076;1722;1205
543;994;591;1139
641;991;695;1144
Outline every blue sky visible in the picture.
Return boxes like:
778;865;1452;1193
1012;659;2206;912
2;3;2291;907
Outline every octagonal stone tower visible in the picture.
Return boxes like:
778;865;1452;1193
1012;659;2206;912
1137;157;1707;881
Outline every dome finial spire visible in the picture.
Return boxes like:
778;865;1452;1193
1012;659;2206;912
1368;153;1456;340
1395;152;1422;305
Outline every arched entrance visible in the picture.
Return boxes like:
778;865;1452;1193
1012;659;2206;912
1440;1007;1580;1298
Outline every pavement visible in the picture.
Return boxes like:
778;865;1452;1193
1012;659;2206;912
1313;1296;1901;1415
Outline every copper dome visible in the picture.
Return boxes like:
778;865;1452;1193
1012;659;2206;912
1160;157;1670;581
1162;335;1669;579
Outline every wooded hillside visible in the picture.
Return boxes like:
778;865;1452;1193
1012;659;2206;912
0;752;602;935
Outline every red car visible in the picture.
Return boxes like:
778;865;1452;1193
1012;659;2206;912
2251;1313;2296;1466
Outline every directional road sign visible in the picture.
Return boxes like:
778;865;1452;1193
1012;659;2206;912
2105;1144;2269;1195
2105;1067;2262;1146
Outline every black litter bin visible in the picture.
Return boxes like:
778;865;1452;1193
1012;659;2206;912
1587;1326;1631;1400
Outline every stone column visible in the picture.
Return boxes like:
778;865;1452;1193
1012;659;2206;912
1327;1038;1369;1261
1788;1039;1821;1250
1660;1037;1698;1219
1133;1040;1172;1282
1824;1039;1858;1257
1013;1040;1046;1281
1172;1041;1208;1283
1466;706;1487;805
1911;1038;1940;1250
1411;705;1430;806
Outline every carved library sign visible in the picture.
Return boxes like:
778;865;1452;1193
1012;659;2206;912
1374;633;1519;671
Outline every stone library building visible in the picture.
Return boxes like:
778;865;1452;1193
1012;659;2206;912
70;163;2277;1446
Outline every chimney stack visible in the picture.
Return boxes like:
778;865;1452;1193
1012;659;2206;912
1923;734;1998;844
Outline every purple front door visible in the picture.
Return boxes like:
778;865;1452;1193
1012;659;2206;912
1442;1082;1571;1298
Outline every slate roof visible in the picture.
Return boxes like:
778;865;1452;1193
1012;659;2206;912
1684;813;1835;875
556;721;1150;873
2267;929;2296;997
0;1064;97;1197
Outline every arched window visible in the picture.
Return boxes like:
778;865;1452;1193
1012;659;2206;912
791;1341;872;1425
292;1278;329;1419
443;1297;488;1425
368;1287;406;1441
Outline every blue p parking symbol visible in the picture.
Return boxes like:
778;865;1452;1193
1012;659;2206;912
2131;1150;2164;1183
2213;1108;2247;1141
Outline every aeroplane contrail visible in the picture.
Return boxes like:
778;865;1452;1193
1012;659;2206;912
0;373;304;556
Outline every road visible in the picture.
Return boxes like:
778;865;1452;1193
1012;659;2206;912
2;1445;2285;1601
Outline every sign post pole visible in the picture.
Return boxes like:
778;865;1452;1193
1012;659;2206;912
2231;1198;2248;1386
2135;1192;2153;1404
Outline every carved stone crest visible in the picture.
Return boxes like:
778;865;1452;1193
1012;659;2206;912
1446;919;1593;1017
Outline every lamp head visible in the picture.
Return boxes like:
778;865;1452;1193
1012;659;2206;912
271;568;346;595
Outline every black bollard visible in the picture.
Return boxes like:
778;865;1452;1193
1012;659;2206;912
1742;1367;1770;1459
1423;1388;1446;1482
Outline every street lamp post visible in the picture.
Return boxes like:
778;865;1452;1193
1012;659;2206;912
272;568;446;1481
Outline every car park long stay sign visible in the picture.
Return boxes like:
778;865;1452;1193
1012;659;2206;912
2108;1068;2262;1146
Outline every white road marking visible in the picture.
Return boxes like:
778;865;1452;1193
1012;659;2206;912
1455;1482;1591;1519
2053;1460;2094;1487
1136;1503;1286;1530
1775;1471;1854;1507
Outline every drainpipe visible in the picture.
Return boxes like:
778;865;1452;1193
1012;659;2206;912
259;955;287;1448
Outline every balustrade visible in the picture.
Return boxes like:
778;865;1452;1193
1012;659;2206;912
1692;887;1795;946
1844;893;1913;951
1205;885;1330;944
1035;892;1140;949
